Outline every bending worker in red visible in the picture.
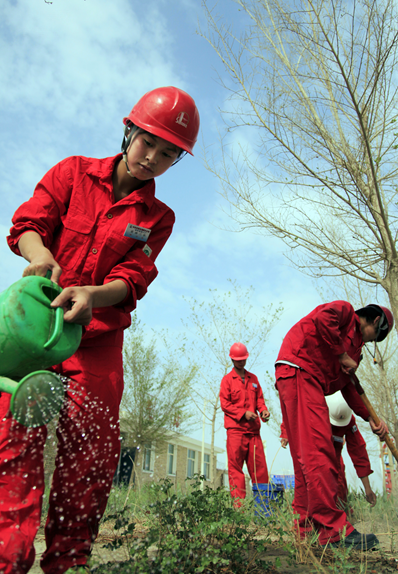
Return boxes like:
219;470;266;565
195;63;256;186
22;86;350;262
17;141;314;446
0;87;200;574
326;392;376;512
220;343;270;501
275;301;393;550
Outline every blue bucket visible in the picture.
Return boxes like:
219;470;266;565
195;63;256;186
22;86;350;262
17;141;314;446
271;474;295;489
252;483;284;517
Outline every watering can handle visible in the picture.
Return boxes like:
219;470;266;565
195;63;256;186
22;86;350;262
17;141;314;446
44;307;64;350
43;270;64;350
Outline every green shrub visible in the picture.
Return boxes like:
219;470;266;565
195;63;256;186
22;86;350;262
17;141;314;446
95;475;273;573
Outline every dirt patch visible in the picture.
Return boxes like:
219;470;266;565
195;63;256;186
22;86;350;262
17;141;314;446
31;520;398;573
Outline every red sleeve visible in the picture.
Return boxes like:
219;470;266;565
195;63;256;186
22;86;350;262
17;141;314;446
313;301;356;356
255;377;267;414
280;421;288;439
340;383;370;421
7;158;73;254
219;376;246;423
345;417;373;478
104;210;175;309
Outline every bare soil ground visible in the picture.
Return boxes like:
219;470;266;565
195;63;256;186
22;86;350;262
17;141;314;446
31;517;398;573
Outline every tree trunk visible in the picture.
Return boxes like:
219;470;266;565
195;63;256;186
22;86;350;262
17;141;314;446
210;402;217;489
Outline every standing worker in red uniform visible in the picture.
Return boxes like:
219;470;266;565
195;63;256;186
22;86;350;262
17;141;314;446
326;392;376;511
0;87;200;574
275;301;393;550
220;343;270;501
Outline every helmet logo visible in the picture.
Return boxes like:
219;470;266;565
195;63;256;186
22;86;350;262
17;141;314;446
175;112;189;128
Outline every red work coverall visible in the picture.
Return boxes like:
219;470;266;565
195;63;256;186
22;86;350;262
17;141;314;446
220;369;269;499
275;301;370;545
0;154;174;574
331;415;372;506
280;421;287;440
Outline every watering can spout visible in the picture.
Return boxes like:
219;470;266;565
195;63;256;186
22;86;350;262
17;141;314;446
0;371;65;428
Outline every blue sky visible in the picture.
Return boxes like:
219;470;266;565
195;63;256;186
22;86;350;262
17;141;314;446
0;0;386;491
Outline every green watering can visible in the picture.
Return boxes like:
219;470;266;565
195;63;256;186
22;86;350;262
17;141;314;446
0;273;82;427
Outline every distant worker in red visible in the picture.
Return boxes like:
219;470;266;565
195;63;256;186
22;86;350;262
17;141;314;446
220;342;270;501
275;301;393;550
326;392;376;512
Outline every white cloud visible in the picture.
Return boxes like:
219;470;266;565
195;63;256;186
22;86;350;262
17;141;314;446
0;0;189;214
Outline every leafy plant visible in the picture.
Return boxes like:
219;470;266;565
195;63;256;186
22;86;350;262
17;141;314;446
94;475;273;573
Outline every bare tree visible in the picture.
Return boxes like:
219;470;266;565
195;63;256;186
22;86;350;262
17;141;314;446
200;0;398;326
182;279;283;485
121;314;198;453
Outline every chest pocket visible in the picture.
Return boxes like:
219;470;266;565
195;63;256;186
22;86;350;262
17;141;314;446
104;232;136;258
55;214;94;271
248;384;257;404
230;389;241;404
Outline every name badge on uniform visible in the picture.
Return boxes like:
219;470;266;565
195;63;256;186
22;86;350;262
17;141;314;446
351;425;358;433
332;435;344;443
252;383;257;388
124;224;151;242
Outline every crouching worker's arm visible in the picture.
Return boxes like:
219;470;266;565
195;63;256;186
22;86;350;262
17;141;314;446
360;475;376;507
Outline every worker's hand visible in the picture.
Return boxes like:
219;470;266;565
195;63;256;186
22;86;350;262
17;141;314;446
281;437;289;449
261;409;270;422
365;490;377;507
245;411;258;421
369;416;389;440
338;352;357;375
51;286;93;325
22;253;62;284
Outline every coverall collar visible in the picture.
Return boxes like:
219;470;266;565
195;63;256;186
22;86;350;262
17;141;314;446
86;153;156;210
231;368;249;381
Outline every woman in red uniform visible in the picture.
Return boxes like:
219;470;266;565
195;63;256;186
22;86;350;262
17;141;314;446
0;87;200;574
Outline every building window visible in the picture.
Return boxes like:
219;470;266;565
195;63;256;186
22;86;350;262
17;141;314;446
187;449;196;478
143;442;154;472
203;453;210;480
167;443;176;475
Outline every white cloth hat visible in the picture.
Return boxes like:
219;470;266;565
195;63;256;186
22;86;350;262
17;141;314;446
325;391;353;427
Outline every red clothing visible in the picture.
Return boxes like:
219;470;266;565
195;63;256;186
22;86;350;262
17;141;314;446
0;346;123;574
220;369;269;499
332;415;372;505
7;154;175;341
226;431;268;500
220;369;267;433
276;301;369;419
1;154;174;573
280;421;287;440
277;367;353;544
336;456;349;510
275;301;371;545
332;416;372;479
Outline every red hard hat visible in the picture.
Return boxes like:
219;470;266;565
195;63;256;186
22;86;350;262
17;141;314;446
123;86;200;155
229;342;249;361
366;304;394;342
